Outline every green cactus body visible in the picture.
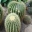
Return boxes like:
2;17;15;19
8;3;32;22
23;15;31;25
5;13;21;32
7;1;26;20
0;4;3;25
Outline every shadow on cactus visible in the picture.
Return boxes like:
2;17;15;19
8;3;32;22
0;4;3;25
5;13;21;32
7;1;26;20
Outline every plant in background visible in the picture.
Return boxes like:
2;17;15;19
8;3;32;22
7;1;26;20
23;15;31;25
1;0;7;6
23;0;28;3
0;0;1;3
1;0;18;7
5;13;21;32
17;0;29;3
26;0;32;15
27;7;32;15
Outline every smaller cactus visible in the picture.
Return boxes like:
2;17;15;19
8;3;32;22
23;15;31;25
5;13;21;32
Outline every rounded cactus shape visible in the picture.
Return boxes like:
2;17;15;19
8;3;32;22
23;15;31;25
0;4;3;25
7;1;26;19
5;13;21;32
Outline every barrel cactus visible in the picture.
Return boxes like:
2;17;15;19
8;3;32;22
0;4;3;25
7;1;26;20
23;15;31;25
5;13;21;32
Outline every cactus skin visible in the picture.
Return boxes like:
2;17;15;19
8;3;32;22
5;13;21;32
7;1;26;20
0;4;3;25
23;15;31;25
